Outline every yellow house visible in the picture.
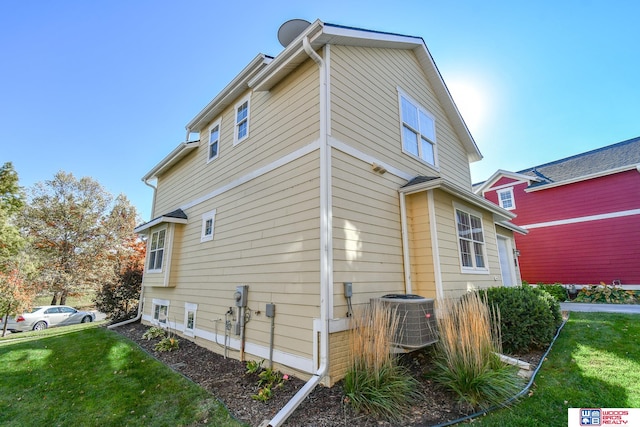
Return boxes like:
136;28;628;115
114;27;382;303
133;19;524;413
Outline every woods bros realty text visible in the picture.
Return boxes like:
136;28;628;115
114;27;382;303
568;408;640;426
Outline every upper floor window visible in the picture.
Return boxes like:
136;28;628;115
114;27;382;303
201;209;216;242
148;229;166;272
208;120;221;162
234;96;250;145
455;208;487;272
497;188;515;210
399;90;436;166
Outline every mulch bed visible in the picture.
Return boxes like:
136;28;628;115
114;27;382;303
114;322;545;427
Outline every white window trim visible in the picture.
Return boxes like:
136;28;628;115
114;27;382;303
453;203;489;274
207;119;221;163
233;95;250;146
397;88;438;169
184;303;198;337
147;228;167;273
152;298;170;325
497;187;515;210
200;209;217;242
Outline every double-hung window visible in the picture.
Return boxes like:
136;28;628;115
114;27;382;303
399;90;436;166
234;96;250;145
497;188;515;210
455;208;487;272
200;209;216;242
148;229;166;272
208;120;221;162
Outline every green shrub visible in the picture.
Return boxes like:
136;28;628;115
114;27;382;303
432;293;523;410
155;336;179;352
539;283;569;302
343;301;422;422
575;283;637;304
142;326;166;340
476;286;562;354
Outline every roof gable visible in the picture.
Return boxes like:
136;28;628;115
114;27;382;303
249;20;482;163
473;169;541;194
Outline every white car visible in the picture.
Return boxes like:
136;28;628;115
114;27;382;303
1;305;95;332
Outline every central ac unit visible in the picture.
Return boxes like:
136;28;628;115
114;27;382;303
372;294;438;351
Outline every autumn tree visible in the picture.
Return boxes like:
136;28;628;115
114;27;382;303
0;162;37;336
95;194;145;322
0;162;25;270
21;171;136;305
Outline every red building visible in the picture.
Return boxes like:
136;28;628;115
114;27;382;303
475;136;640;285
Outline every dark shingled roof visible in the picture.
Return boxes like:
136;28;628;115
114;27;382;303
162;208;188;220
402;176;440;187
518;136;640;186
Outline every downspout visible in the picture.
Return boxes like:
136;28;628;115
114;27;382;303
108;178;156;330
267;35;330;427
399;192;412;294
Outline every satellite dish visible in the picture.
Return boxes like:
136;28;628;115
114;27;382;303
277;19;311;47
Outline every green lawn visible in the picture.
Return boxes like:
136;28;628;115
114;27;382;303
0;324;245;427
474;312;640;426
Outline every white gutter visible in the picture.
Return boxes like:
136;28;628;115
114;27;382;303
267;36;330;427
142;179;157;220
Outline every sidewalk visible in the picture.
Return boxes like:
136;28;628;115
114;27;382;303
560;302;640;314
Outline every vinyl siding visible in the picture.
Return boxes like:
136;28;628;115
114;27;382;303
331;148;407;315
431;189;502;297
329;45;473;191
144;151;321;361
405;192;437;298
153;57;320;216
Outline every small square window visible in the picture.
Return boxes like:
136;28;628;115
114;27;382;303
497;188;515;210
152;299;169;325
201;209;216;242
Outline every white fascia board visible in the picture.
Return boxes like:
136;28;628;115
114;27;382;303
399;178;515;221
185;54;272;133
525;164;639;192
249;20;325;92
495;220;529;235
141;140;199;181
134;216;188;234
474;169;541;195
412;44;482;163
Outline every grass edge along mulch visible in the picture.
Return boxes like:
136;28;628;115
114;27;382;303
0;324;245;427
472;312;640;427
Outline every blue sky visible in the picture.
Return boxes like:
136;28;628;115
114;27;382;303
2;1;639;221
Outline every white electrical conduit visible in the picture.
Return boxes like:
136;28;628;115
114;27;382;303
267;35;330;427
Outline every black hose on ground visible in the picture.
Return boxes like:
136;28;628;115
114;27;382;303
432;313;570;427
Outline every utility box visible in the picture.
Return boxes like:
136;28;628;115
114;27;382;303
266;303;276;318
234;285;248;307
372;294;437;350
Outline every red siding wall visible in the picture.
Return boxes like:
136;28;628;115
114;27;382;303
484;169;640;284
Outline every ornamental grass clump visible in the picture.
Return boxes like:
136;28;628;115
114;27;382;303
432;292;523;410
343;300;422;422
